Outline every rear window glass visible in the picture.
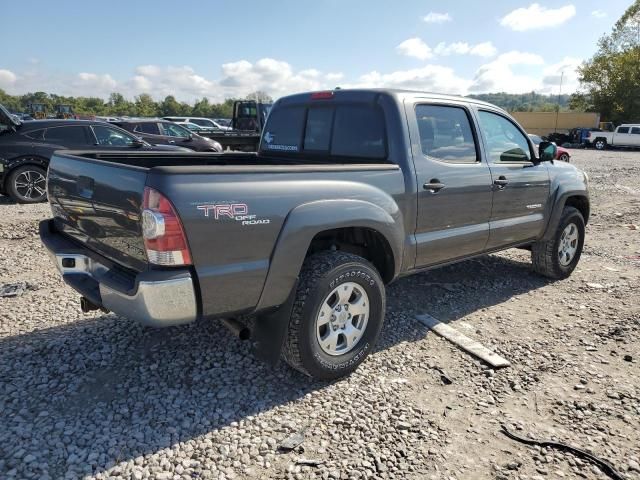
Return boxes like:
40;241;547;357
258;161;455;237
303;108;333;151
44;126;88;144
262;107;306;153
262;104;387;159
331;106;386;159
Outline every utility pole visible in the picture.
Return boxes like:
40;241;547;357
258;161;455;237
554;71;564;134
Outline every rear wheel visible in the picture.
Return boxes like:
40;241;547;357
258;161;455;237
531;206;585;279
282;251;385;380
559;153;570;162
6;165;47;203
594;138;607;150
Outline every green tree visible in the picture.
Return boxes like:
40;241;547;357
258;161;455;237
159;95;182;116
571;1;640;124
107;92;134;116
134;94;157;117
192;97;212;117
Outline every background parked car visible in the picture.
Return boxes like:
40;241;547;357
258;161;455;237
528;134;571;162
163;116;231;131
114;119;223;152
0;104;190;203
214;118;232;128
176;121;217;134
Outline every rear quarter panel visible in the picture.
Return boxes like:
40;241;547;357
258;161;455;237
147;166;407;317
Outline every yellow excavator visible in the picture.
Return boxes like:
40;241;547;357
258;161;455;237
27;103;47;119
54;104;75;119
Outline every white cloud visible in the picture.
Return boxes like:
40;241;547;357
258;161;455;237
540;56;582;94
423;12;452;23
434;41;497;57
0;69;17;88
469;51;546;93
74;73;118;96
135;65;162;77
500;3;576;31
350;65;471;95
130;75;153;92
396;38;433;60
325;72;344;82
0;51;585;103
591;10;607;18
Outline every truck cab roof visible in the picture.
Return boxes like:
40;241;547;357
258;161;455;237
278;88;507;112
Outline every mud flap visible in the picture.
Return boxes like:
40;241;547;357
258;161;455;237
252;279;298;366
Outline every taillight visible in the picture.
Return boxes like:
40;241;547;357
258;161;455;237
141;187;192;266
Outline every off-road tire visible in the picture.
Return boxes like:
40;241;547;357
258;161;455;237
282;251;385;380
6;165;48;203
532;206;585;279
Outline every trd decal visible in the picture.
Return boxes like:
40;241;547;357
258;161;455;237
197;203;248;219
196;203;270;225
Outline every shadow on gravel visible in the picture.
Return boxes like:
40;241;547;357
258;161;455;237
0;252;551;478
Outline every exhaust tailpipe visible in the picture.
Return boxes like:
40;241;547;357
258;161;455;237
80;297;100;313
221;318;251;340
80;297;109;314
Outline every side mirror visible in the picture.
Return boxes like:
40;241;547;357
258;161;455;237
132;137;145;148
538;141;557;162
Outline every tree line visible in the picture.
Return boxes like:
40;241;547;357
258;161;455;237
0;90;273;119
467;93;571;112
0;87;573;118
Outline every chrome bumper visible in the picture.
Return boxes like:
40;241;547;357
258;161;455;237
41;221;197;327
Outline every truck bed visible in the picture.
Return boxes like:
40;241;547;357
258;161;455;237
46;150;404;318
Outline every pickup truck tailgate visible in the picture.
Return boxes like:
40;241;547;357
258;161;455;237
46;152;148;272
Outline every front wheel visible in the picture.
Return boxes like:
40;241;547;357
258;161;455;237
559;153;570;162
6;165;48;203
282;251;385;380
531;206;585;279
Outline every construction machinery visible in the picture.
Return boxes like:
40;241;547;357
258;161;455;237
27;103;47;119
54;104;74;119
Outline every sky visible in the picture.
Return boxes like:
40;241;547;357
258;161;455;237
0;0;632;103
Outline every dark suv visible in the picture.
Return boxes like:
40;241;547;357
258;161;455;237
113;119;223;152
0;105;190;203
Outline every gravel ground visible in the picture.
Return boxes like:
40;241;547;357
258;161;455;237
0;149;638;480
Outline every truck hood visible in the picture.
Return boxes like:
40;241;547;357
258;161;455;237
0;103;21;128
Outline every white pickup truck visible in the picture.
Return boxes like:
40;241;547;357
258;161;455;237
588;124;640;150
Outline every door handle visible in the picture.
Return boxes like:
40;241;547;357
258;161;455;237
493;176;508;188
423;180;445;193
168;140;176;144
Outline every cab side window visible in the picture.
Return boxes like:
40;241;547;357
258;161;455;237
415;105;478;163
44;126;90;144
477;111;531;163
160;122;190;138
135;122;160;135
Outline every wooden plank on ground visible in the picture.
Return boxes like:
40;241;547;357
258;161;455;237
416;314;511;368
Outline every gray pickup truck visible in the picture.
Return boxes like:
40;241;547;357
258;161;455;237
40;89;589;380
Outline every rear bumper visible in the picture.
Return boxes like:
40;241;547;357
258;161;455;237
39;219;198;327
